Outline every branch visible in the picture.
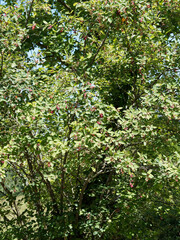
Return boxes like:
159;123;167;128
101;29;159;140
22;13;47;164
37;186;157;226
60;124;72;214
25;0;35;28
100;170;114;200
44;53;77;73
75;171;94;223
0;51;4;78
87;22;113;69
75;163;106;223
37;170;60;215
0;182;14;201
25;145;60;215
132;72;163;107
9;162;30;182
148;72;163;89
25;149;43;214
57;0;74;15
0;182;28;239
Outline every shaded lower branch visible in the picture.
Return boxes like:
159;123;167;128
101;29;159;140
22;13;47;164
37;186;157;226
37;169;60;215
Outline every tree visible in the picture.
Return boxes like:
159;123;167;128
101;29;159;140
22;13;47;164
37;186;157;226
0;0;179;239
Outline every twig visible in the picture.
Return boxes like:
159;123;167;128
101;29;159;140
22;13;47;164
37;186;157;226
57;0;74;15
87;22;113;69
25;0;35;28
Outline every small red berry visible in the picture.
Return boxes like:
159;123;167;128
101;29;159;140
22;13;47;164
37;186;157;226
32;24;36;30
130;183;133;188
48;25;53;29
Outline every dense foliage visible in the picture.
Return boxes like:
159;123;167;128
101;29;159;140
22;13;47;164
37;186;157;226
0;0;180;239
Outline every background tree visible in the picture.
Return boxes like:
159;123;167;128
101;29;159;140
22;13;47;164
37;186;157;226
0;0;180;239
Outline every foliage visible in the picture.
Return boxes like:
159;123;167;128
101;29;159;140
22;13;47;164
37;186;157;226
0;0;180;239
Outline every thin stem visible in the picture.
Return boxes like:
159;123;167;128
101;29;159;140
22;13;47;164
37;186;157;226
25;0;35;28
57;0;74;15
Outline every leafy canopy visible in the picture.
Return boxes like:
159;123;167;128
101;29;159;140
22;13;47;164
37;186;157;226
0;0;179;239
